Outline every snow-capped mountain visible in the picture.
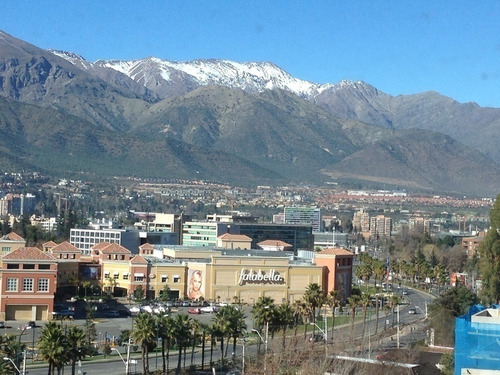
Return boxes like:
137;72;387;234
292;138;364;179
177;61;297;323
51;51;371;100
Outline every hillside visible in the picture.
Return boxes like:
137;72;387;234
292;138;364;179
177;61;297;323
1;30;500;196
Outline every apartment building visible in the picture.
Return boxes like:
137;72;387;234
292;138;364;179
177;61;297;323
370;215;392;239
352;209;370;233
461;236;484;259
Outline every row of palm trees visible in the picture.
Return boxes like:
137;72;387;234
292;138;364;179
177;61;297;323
130;304;247;375
22;282;404;375
356;252;450;293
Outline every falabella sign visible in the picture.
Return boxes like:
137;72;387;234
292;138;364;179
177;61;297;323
237;268;285;286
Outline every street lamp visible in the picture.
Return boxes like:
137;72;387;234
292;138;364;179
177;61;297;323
252;325;268;373
111;338;132;375
309;323;327;341
16;326;31;373
3;355;22;374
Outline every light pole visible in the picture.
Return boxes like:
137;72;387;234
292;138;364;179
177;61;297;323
252;325;268;373
242;335;247;375
396;304;400;349
3;353;23;374
112;338;132;375
16;326;31;372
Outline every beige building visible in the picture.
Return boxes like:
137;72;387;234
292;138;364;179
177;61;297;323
0;232;25;255
216;233;252;250
190;253;324;304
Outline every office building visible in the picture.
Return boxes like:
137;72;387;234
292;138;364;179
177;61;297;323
284;206;322;232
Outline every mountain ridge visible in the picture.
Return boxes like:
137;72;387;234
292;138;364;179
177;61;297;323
1;29;500;196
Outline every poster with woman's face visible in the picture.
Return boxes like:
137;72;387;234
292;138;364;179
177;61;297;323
188;269;204;300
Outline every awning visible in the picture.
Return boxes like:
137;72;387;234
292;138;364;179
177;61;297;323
123;272;129;276
173;275;181;278
161;275;168;279
134;273;145;277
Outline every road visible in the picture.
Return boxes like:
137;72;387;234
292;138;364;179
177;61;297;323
23;290;435;374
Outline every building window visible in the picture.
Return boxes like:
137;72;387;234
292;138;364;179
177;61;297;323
114;273;119;280
1;246;10;253
22;278;34;292
161;276;168;283
134;276;144;282
7;264;19;269
104;272;110;279
123;274;129;280
6;278;18;292
24;264;35;269
173;275;181;283
38;278;49;292
39;264;50;270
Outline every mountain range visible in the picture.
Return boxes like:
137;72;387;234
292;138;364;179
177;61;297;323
1;30;500;196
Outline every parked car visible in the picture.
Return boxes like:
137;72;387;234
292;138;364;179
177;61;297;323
27;321;36;328
106;311;120;318
188;308;201;314
408;308;417;314
201;306;218;313
181;301;190;307
0;321;5;329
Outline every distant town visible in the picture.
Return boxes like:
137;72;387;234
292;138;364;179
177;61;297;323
0;170;496;374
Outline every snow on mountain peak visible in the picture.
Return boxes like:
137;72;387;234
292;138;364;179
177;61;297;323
49;49;361;99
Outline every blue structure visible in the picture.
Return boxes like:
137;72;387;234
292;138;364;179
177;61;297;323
455;304;500;374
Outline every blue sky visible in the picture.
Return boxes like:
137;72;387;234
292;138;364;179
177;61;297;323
2;1;500;107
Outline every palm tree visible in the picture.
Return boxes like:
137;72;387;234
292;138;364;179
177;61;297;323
276;302;295;350
0;334;26;374
227;306;247;358
197;322;211;370
355;264;373;291
326;290;341;338
190;320;200;366
360;293;372;351
157;315;175;375
347;294;361;345
132;313;156;375
304;283;325;335
66;326;86;375
38;321;67;375
373;259;387;290
390;295;401;328
213;306;232;363
252;296;277;353
173;314;192;374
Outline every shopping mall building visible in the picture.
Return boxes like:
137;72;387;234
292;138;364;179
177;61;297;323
0;234;353;320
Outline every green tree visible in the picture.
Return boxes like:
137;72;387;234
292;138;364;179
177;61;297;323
38;322;67;375
173;314;193;374
157;315;175;375
429;285;478;346
326;290;341;338
479;194;500;303
252;296;277;353
347;294;361;344
134;285;145;301
83;316;97;355
304;283;325;334
276;302;295;350
132;313;156;375
66;326;87;375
